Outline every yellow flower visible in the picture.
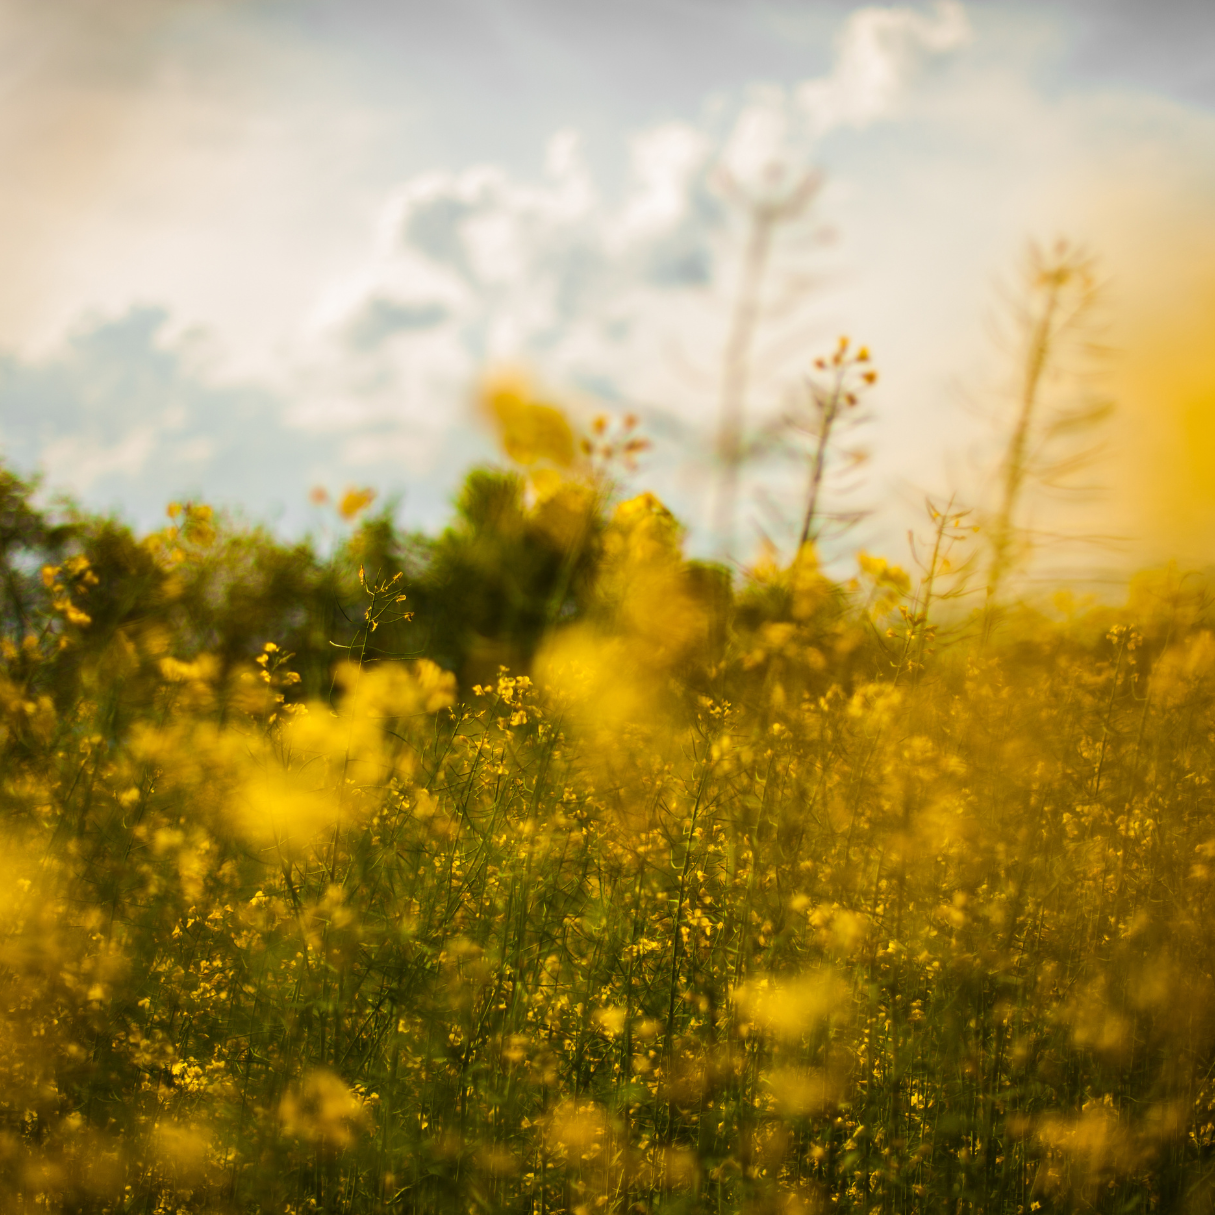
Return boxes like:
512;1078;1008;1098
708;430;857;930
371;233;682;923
339;486;376;520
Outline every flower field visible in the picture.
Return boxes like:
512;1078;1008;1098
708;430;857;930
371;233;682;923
1;438;1214;1215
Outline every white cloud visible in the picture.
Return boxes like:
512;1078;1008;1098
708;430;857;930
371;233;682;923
611;122;711;247
42;428;157;492
722;1;971;191
0;307;351;533
798;0;971;135
285;3;975;555
308;2;974;393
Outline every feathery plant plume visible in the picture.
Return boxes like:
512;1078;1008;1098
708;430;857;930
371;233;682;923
791;336;877;552
712;166;822;565
983;239;1113;634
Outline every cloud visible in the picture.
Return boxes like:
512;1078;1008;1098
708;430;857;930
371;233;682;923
0;306;473;535
295;120;724;494
0;308;273;519
6;0;1212;574
291;3;973;555
0;0;985;555
308;1;974;388
799;0;971;134
347;299;450;351
721;1;970;189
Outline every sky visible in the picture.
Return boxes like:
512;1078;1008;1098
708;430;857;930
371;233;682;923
0;0;1213;577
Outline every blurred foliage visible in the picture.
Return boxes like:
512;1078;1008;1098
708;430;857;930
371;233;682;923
0;380;1214;1215
419;468;602;683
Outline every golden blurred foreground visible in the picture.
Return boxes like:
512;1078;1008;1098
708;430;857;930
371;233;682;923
1;464;1215;1214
